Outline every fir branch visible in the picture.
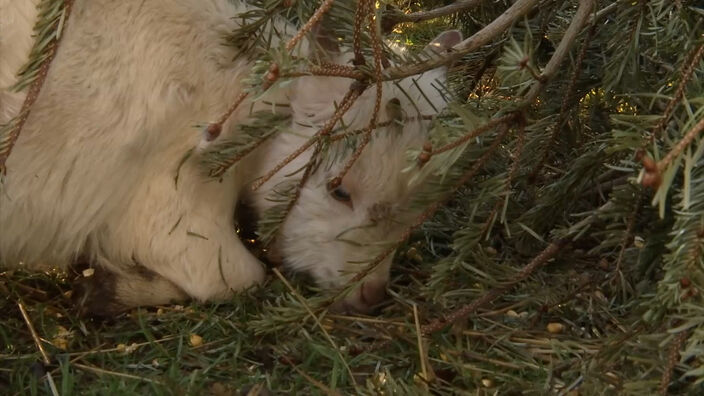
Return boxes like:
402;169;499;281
659;329;690;395
0;0;75;175
379;0;540;81
203;112;290;178
642;118;704;190
259;143;322;248
614;193;642;274
520;0;595;105
201;92;250;147
285;0;336;51
333;0;383;184
478;117;526;241
422;113;517;160
381;0;485;34
529;23;597;179
649;43;704;144
421;239;568;336
251;86;362;191
352;0;369;66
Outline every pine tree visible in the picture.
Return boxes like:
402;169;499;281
3;0;704;394
219;0;704;393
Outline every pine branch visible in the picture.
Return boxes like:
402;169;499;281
379;0;539;81
642;118;704;190
529;23;597;179
519;0;595;105
659;329;690;395
251;86;363;191
0;0;75;175
322;122;513;310
285;0;336;51
381;0;485;33
649;43;704;144
420;113;517;161
421;239;568;336
333;0;383;184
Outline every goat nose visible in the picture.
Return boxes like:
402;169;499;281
360;280;387;307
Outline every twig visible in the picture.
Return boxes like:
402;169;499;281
426;113;517;158
614;194;641;274
659;329;690;395
530;22;597;179
291;64;361;79
352;0;369;66
477;115;526;239
413;304;432;385
649;43;704;142
334;0;384;183
379;0;540;82
521;0;595;105
0;0;75;175
381;0;485;33
280;355;343;396
262;143;323;249
73;362;163;385
285;0;336;51
271;268;358;387
640;44;704;189
17;302;52;365
208;133;273;178
17;301;59;396
251;88;362;191
420;239;568;335
656;118;704;173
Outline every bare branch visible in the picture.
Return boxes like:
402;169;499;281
380;0;540;81
381;0;485;33
521;0;596;104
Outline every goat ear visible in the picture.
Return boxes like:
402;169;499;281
309;23;340;61
424;30;463;53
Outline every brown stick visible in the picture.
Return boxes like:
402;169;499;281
18;301;60;396
381;0;486;33
657;118;704;173
379;0;540;81
421;240;567;335
521;0;595;105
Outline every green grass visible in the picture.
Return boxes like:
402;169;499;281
1;232;679;395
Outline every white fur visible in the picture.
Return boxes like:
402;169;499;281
0;0;454;311
0;0;40;123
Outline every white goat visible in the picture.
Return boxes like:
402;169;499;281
0;0;460;314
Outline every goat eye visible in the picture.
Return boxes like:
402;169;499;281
331;187;351;202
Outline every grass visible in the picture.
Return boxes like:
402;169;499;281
1;222;680;395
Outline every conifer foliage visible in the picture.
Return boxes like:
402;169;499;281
2;0;704;394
